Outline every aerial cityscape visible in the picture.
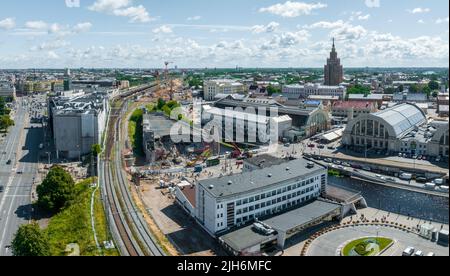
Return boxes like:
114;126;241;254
0;0;449;260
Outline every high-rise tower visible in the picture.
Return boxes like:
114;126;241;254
324;38;343;86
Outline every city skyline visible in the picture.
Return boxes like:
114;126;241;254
0;0;449;69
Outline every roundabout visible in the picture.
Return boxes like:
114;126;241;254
340;237;394;256
303;224;449;256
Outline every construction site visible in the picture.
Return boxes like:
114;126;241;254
117;63;267;255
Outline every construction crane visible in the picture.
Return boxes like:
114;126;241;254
164;61;174;99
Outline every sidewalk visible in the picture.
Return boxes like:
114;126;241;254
342;207;449;232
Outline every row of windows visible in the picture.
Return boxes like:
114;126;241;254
235;186;318;216
235;194;316;225
235;177;319;207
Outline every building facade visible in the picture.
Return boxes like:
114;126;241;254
0;81;16;99
195;158;328;235
282;83;346;100
324;39;344;86
331;101;378;120
342;103;449;158
49;93;108;159
204;79;246;101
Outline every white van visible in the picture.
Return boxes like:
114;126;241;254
399;173;413;181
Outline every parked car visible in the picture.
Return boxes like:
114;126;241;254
0;186;4;193
416;177;428;183
402;247;415;256
414;251;424;256
6;159;11;165
435;157;441;162
426;252;436;256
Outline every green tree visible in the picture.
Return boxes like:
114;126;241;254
397;84;404;92
157;98;166;110
91;144;101;157
0;115;14;131
428;80;439;91
11;223;50;256
37;166;76;213
267;85;281;96
347;84;371;96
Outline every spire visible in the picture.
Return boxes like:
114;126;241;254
332;37;335;50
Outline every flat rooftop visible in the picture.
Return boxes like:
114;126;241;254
244;154;287;169
198;158;326;199
263;200;341;232
143;113;175;138
219;200;342;252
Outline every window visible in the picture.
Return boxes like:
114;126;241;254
261;202;266;208
243;207;248;213
255;195;260;201
261;193;266;199
236;200;242;206
255;204;260;209
249;206;254;211
249;197;254;203
243;198;248;204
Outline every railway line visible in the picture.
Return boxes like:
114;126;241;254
101;83;165;256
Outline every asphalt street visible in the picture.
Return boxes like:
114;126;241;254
0;97;43;256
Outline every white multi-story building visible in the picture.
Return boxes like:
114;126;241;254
202;105;292;143
204;79;246;101
0;81;16;99
192;158;327;235
282;83;346;100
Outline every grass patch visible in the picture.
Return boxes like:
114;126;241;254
328;169;343;177
44;178;119;256
342;237;393;256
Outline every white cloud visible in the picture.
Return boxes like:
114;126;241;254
358;14;370;20
25;21;48;30
330;23;367;41
417;19;425;24
259;1;327;18
73;22;93;33
251;22;280;34
152;25;173;34
187;16;202;21
365;0;380;8
89;0;154;23
47;51;60;59
0;18;16;30
436;17;449;24
408;8;431;14
304;20;345;29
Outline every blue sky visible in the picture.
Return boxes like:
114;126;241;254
0;0;448;68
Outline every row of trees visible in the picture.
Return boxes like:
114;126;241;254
12;166;76;256
0;97;14;131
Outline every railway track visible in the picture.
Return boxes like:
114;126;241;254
101;84;165;256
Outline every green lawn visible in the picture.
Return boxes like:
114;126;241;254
45;178;119;256
342;237;394;256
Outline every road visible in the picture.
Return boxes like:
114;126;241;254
0;98;42;256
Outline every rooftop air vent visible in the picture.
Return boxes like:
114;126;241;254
268;173;273;178
228;181;233;186
209;185;214;189
286;167;290;171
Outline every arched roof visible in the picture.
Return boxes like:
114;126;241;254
371;103;426;138
345;103;427;139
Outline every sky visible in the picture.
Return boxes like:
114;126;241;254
0;0;449;68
